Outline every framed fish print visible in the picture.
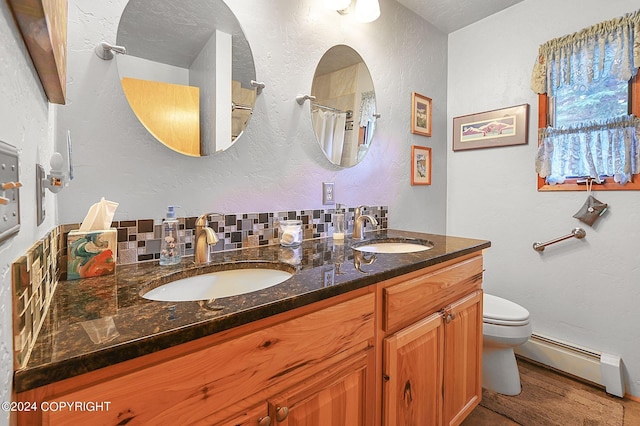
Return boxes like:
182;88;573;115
452;104;529;151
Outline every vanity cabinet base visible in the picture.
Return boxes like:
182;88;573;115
16;252;484;426
379;254;483;426
17;290;375;426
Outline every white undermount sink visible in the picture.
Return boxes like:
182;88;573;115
352;239;434;254
142;267;293;302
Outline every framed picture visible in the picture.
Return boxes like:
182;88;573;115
7;0;67;104
452;104;529;151
411;92;432;137
411;145;432;185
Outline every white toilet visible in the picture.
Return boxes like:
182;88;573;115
482;293;532;395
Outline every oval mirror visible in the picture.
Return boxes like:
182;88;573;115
310;45;377;167
116;0;257;156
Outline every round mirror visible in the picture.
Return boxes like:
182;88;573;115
116;0;257;156
310;45;377;167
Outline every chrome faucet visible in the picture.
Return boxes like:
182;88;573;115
194;213;221;264
353;205;378;240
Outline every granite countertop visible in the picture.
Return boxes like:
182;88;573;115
15;229;490;393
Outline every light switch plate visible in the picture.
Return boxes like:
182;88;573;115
322;182;335;205
0;140;20;242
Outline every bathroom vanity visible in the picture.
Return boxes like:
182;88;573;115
14;230;489;425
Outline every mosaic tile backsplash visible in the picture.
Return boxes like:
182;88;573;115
12;206;388;369
12;228;59;370
58;206;388;268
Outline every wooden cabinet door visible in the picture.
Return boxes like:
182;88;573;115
442;290;483;426
383;311;444;426
268;351;372;426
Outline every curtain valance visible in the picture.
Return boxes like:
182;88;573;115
531;10;640;95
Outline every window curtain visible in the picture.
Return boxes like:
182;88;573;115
531;10;640;184
535;115;640;184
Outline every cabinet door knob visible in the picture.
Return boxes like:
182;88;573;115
275;406;290;422
258;416;272;426
441;306;457;323
444;312;456;323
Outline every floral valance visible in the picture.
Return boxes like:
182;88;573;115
531;10;640;95
535;115;640;185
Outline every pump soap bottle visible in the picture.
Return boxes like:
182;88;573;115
333;204;345;240
160;206;182;265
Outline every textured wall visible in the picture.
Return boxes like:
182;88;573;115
2;1;447;417
1;0;447;420
447;0;640;397
0;4;58;424
56;0;448;234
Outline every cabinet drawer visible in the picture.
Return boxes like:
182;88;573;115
383;255;483;332
41;293;375;426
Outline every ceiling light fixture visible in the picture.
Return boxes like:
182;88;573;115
325;0;380;23
354;0;380;23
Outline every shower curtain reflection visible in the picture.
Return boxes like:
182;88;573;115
312;108;347;165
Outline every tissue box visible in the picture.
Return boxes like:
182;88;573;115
67;229;117;280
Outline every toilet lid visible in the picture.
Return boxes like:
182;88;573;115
483;293;530;326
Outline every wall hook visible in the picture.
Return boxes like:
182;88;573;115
250;80;266;94
296;94;317;105
95;41;127;60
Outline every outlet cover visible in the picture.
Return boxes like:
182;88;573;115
322;182;335;205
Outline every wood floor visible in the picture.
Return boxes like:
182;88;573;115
462;358;640;426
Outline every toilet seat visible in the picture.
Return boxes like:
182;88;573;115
483;293;530;326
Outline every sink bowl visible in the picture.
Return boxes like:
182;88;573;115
142;265;294;302
352;238;434;254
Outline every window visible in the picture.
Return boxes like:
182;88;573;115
532;10;640;191
553;59;628;129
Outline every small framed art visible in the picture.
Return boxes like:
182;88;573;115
411;145;432;185
452;104;529;151
411;92;432;137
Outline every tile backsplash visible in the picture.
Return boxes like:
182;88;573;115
11;228;59;369
12;206;388;369
59;206;388;268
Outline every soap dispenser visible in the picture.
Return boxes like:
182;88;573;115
333;204;345;240
160;205;182;265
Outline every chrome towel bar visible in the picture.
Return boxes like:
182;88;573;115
533;228;586;252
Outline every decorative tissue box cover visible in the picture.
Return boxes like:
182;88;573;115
67;229;117;280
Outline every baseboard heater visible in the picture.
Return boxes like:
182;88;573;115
514;333;625;397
